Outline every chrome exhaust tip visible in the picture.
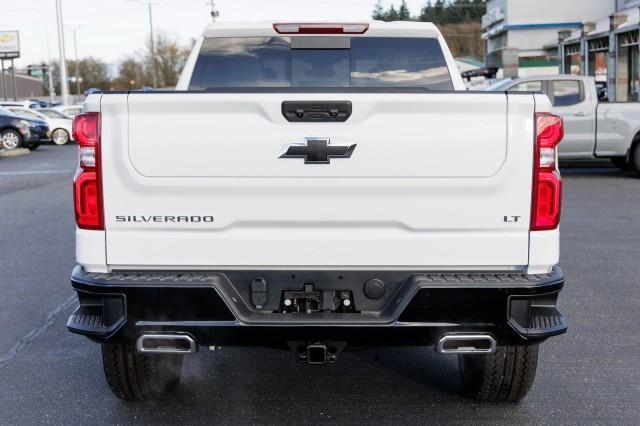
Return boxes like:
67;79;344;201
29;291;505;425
136;334;197;354
436;334;497;354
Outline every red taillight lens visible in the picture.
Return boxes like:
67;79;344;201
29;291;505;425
531;113;563;231
273;23;369;34
73;112;103;230
73;112;100;147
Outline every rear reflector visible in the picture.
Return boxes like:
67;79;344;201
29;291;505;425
72;112;103;230
531;113;563;231
273;23;369;34
74;171;101;229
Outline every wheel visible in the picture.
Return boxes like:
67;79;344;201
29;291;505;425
1;129;22;150
610;156;632;171
52;128;70;145
101;343;184;401
458;344;539;402
631;143;640;177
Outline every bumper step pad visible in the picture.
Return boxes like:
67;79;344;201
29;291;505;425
531;310;565;330
68;306;106;330
509;305;567;338
67;296;126;338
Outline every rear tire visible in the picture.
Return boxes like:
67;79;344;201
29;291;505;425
631;143;640;177
101;343;184;401
458;344;539;402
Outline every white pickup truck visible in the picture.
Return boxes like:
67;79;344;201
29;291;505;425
67;21;567;402
490;75;640;174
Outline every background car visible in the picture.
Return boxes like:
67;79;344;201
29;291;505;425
0;106;50;151
4;107;73;145
53;105;83;118
486;74;640;174
0;100;43;109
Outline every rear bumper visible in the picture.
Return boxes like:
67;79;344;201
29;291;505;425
67;266;567;348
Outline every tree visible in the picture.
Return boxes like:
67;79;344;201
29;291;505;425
50;57;111;95
372;0;385;20
386;5;400;21
150;32;191;88
111;57;151;90
418;0;486;25
111;32;191;90
398;0;411;20
372;0;487;59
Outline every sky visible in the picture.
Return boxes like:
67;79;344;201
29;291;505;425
0;0;432;70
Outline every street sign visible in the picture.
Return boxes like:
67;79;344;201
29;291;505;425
0;31;20;59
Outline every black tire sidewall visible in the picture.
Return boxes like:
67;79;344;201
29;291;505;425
632;143;640;176
101;343;184;401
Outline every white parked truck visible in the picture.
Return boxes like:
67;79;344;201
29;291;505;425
67;21;567;402
490;74;640;174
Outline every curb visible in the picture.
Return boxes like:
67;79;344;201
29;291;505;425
0;148;31;158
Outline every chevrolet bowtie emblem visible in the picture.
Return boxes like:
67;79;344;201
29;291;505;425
279;138;357;164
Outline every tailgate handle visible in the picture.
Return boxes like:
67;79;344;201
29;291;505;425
282;101;352;122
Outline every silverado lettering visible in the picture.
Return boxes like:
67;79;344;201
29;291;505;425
115;215;214;223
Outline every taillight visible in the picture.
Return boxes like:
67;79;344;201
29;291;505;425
531;112;563;231
273;23;369;34
73;112;103;230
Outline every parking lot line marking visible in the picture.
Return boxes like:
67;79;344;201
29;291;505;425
0;294;77;370
0;170;72;176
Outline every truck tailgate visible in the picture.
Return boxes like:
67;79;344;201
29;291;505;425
101;92;535;269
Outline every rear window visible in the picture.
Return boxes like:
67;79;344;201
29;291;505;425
189;36;453;90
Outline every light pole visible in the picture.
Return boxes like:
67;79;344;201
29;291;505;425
55;0;70;105
206;0;219;22
9;9;56;104
128;0;160;88
66;25;87;96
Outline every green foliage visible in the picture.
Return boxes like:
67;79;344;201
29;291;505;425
51;57;111;95
372;1;386;20
370;1;487;60
372;0;486;24
49;31;192;92
398;1;411;20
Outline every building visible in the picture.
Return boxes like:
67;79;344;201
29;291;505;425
0;72;44;100
482;0;613;77
483;0;640;102
555;1;640;102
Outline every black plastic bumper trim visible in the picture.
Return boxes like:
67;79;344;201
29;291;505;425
68;266;566;346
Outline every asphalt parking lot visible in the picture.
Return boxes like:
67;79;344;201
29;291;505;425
0;145;639;424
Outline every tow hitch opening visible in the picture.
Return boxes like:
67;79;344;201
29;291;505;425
289;341;346;364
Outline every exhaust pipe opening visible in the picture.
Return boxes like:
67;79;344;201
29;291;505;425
136;334;197;354
436;334;496;354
